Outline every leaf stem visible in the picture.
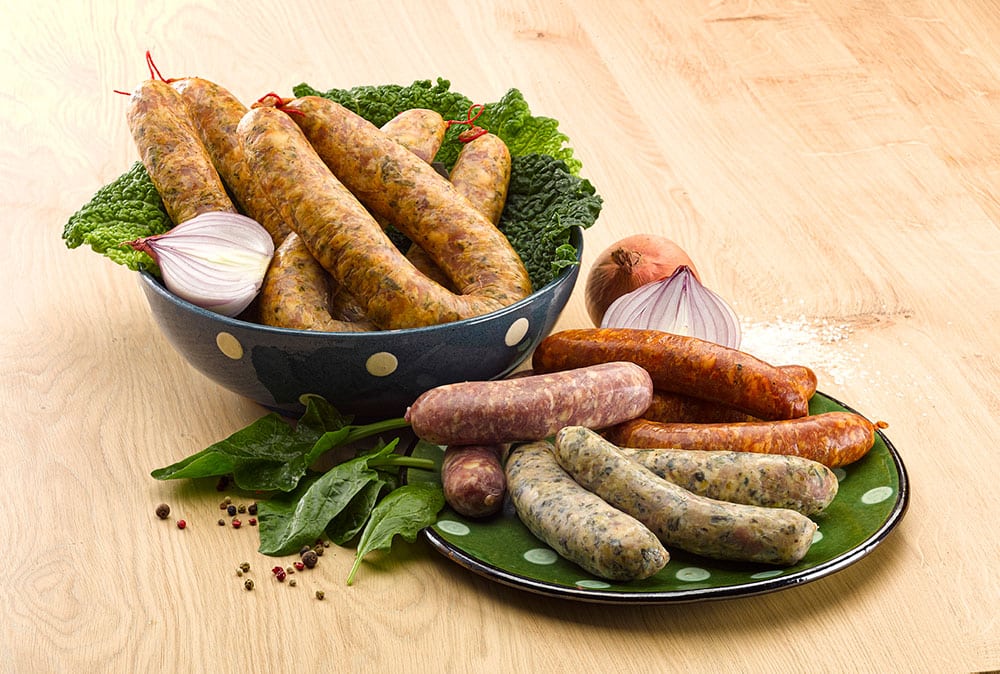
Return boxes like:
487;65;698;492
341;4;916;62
343;417;410;445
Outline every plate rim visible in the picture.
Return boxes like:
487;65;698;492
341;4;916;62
416;391;910;604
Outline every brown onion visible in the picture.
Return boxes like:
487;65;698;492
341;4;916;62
584;234;698;326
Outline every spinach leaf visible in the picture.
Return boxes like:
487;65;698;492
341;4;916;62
346;482;445;585
150;395;409;492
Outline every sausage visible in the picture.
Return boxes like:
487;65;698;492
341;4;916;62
604;412;876;468
644;390;761;424
239;106;518;329
506;440;668;581
380;108;447;163
170;77;292;244
280;96;533;304
781;364;818;400
405;361;654;446
554;426;818;566
532;328;811;420
125;79;235;225
447;132;511;226
618;447;839;515
441;444;507;518
262;108;450;331
258;232;374;332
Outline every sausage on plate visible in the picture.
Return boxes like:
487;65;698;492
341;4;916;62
604;412;877;468
554;426;818;566
506;440;668;581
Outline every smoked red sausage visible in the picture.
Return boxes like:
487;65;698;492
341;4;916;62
604;412;877;468
532;328;812;420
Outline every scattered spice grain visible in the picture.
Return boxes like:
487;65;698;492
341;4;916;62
155;503;170;519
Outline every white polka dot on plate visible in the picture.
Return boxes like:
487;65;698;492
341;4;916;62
675;567;711;582
523;548;558;565
436;520;470;536
750;570;784;580
862;486;894;504
576;579;611;589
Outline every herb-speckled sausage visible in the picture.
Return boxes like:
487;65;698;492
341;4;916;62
405;361;654;446
618;447;839;515
239;106;520;329
605;412;876;468
447;132;511;226
171;77;292;244
506;440;668;581
126;79;235;225
533;328;812;420
554;426;818;566
281;96;533;306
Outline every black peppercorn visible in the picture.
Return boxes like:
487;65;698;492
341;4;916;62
155;503;170;519
227;504;237;517
301;549;318;568
248;503;258;516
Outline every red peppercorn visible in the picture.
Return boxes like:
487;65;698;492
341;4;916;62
231;518;242;529
272;566;284;575
176;520;187;529
294;561;305;571
248;518;257;526
276;570;286;582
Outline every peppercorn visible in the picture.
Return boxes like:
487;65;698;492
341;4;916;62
313;545;324;557
176;519;186;529
289;578;297;587
301;549;318;568
315;590;325;600
227;504;237;517
276;570;286;582
219;501;228;510
285;566;295;575
247;503;258;516
232;518;242;529
218;518;226;526
248;518;257;526
236;569;243;577
155;503;170;519
294;561;305;571
244;578;254;591
223;496;232;505
299;545;312;556
237;504;247;514
239;562;251;573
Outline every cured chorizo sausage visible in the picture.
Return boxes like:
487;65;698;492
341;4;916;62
405;361;654;446
605;412;877;468
171;77;292;244
618;447;839;515
280;95;533;304
644;390;761;424
554;426;817;566
532;328;812;420
238;106;513;329
506;440;668;581
125;79;235;225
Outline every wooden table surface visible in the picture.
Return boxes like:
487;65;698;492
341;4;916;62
2;1;998;672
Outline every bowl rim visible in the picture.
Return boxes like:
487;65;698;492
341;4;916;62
138;226;583;340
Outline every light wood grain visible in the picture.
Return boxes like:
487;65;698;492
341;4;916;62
2;0;999;672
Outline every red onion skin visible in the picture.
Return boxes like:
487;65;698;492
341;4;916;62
584;234;698;326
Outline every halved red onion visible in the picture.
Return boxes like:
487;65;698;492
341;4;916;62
125;212;275;317
600;265;742;349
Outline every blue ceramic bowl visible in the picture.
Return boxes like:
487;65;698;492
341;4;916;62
137;227;583;419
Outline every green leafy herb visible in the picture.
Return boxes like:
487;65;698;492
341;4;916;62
62;161;170;271
150;395;410;492
346;482;445;586
500;154;603;287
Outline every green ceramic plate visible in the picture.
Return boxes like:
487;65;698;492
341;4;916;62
406;392;909;604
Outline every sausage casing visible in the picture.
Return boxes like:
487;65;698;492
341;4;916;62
554;426;818;566
126;79;235;225
441;444;507;518
532;328;811;420
618;447;839;515
447;132;511;226
239;106;512;329
405;361;654;445
282;96;532;304
506;440;668;581
171;77;292;244
605;412;876;468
